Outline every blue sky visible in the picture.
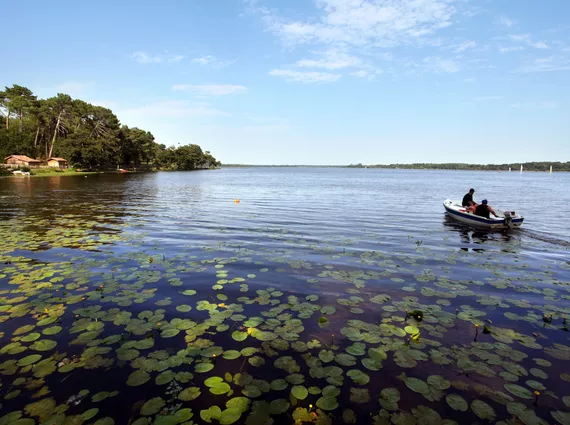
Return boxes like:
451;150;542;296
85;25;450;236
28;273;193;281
2;0;570;165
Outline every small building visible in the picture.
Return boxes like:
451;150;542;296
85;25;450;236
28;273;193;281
4;155;43;168
47;157;69;169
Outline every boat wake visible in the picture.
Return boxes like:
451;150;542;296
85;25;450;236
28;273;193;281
520;229;570;248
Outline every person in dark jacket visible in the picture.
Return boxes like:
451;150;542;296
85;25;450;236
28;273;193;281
462;188;476;207
475;199;498;218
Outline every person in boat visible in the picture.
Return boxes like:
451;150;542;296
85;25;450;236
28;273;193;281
475;199;499;219
461;188;477;212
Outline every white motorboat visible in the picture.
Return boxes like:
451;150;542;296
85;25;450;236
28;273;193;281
443;199;524;229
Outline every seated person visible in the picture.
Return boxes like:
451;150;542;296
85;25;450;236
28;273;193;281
475;199;499;218
462;188;477;212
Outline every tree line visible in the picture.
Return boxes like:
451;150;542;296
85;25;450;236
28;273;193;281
347;162;570;171
0;84;220;170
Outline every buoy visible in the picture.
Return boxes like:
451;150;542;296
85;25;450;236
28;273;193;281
234;199;240;204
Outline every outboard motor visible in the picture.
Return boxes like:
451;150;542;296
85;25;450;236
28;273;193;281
504;212;513;228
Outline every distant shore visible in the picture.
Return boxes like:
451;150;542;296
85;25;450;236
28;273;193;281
224;161;570;172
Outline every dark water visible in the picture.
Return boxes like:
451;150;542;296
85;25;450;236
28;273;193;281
0;169;569;425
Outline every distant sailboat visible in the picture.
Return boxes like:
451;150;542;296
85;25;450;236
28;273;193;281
509;167;511;172
520;165;523;173
550;165;553;174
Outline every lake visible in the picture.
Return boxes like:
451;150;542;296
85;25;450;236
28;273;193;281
1;168;569;425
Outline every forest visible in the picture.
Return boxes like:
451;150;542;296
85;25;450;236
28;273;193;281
347;162;570;171
0;84;220;170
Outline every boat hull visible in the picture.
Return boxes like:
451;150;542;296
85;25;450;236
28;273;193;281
443;200;524;230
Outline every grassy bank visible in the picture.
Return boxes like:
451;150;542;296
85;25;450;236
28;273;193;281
0;168;99;178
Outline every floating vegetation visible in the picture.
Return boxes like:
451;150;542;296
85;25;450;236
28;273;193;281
0;183;569;425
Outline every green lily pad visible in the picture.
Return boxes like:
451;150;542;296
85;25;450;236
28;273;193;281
219;408;241;425
226;397;251;412
316;396;339;411
319;350;334;363
291;386;308;400
195;362;214;373
42;326;62;336
347;369;369;385
446;394;468;411
178;387;200;401
270;379;288;391
92;392;110;402
174;409;193;422
405;377;429;394
504;384;533;399
17;355;42;367
232;331;248;342
223;350;241;360
471;400;496;420
427;375;450;390
30;340;57;351
81;408;99;421
127;370;150;387
269;399;290;415
21;333;41;342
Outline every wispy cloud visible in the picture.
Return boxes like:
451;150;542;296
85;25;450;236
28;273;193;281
515;56;570;73
511;101;560;109
192;55;236;68
269;69;341;83
499;46;524;53
172;84;248;96
498;16;515;28
422;57;460;73
130;51;186;64
130;51;163;64
508;34;549;49
473;95;503;101
453;40;476;53
295;50;361;70
261;0;459;48
120;101;231;119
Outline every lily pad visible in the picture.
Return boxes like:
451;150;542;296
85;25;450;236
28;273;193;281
291;385;308;400
446;394;468;411
504;384;533;399
471;400;496;420
127;370;151;387
316;396;339;411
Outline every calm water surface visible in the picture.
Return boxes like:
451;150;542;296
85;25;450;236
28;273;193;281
0;169;569;425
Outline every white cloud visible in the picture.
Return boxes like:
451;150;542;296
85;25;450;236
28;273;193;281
130;52;186;64
119;101;231;119
511;101;560;109
193;56;215;65
192;55;236;68
422;57;460;73
172;85;248;96
473;96;503;101
515;56;570;73
499;46;524;53
498;16;515;27
296;50;361;70
130;51;162;64
351;70;370;78
264;0;459;48
530;41;549;49
269;69;342;83
508;34;549;49
453;40;476;53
